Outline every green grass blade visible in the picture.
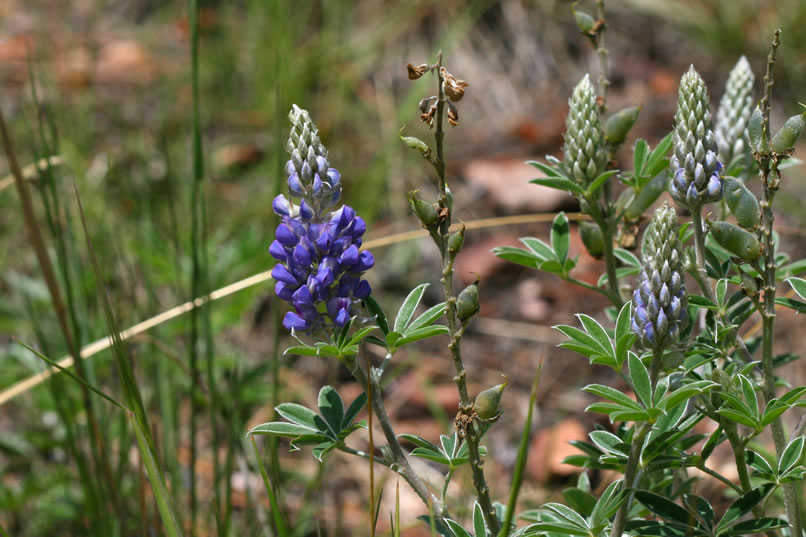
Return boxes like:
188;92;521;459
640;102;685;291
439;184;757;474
131;413;184;537
251;437;289;537
498;358;544;537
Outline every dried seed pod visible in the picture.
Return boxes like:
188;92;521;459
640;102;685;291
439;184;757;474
710;221;761;262
604;106;641;146
771;114;805;153
723;177;760;229
474;381;506;419
579;221;604;258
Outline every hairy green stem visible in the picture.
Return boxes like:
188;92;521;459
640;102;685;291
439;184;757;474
430;52;501;535
609;422;650;537
349;361;444;518
589;204;622;306
594;0;609;115
756;29;802;537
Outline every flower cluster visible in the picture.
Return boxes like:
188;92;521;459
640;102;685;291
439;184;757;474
632;203;688;350
715;56;755;166
669;65;723;209
270;105;374;333
562;74;608;187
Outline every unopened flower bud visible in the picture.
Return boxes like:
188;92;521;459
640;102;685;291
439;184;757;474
740;271;759;296
562;75;608;187
669;66;723;209
448;226;465;254
457;280;480;322
573;9;595;34
474;380;507;420
715;56;755;165
748;106;764;153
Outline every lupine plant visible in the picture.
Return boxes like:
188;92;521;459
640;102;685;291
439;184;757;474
250;4;806;536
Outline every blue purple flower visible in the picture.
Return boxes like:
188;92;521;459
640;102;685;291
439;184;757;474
270;106;374;333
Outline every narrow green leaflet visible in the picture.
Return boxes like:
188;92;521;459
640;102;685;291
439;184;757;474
778;436;805;476
628;353;652;408
787;277;806;300
530;177;584;197
395;284;429;333
556;315;619;370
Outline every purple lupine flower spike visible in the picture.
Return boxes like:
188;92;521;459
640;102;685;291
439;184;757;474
669;66;724;210
632;203;688;351
270;105;373;334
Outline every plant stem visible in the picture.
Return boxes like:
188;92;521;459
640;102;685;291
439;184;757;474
588;204;622;306
756;29;802;537
441;468;455;505
349;361;444;518
430;52;501;535
594;0;609;115
608;421;650;537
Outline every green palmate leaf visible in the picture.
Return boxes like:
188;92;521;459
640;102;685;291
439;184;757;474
584;384;643;411
473;502;486;537
586;170;620;197
445;519;474;537
662;381;717;412
344;326;378;350
363;296;389;334
775;297;806;313
342;392;367;430
737;375;759;418
683;495;714;529
787;277;806;300
527;159;563;178
312;441;337;462
589;430;629;456
530;177;584;197
614;248;641;268
688;295;719;310
521;517;590;536
728;517;789;535
624;520;692;537
716;409;759;430
577;314;614;357
395;284;430;333
778;436;805;475
275;403;319;429
646;132;674;173
520;237;556;261
394;325;449;347
718;484;775;530
562;488;597;518
247;421;323;438
745;450;775;476
629;353;652;408
544;503;588;529
492;246;540;268
441;434;458;459
318;387;344;435
634;490;694;525
408;302;448;331
591;480;626;527
634;139;649;174
551;212;570;264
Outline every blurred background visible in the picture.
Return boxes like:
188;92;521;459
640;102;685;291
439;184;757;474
2;0;806;535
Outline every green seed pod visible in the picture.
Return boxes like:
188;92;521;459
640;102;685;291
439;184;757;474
448;226;465;254
624;172;668;220
771;114;805;153
456;281;480;322
573;9;595;34
474;381;506;420
748;106;763;153
723;177;760;229
710;221;761;262
579;221;604;258
740;271;759;296
605;106;641;145
409;192;437;228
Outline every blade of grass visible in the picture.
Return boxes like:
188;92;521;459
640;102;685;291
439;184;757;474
251;437;289;537
498;356;544;537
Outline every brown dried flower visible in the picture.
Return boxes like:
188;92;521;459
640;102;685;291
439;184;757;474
447;102;459;127
407;63;429;80
440;66;469;102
